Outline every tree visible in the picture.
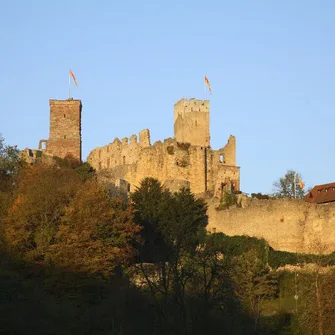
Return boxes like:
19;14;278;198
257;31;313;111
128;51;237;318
50;180;140;275
294;241;335;335
130;179;213;334
230;249;279;330
3;165;82;258
272;170;305;199
0;134;24;177
131;177;172;263
3;163;141;276
158;187;208;254
0;135;26;227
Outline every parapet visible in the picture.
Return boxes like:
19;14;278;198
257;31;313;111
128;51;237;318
139;129;150;147
130;134;137;144
174;98;209;123
174;98;209;110
113;137;121;145
49;99;82;107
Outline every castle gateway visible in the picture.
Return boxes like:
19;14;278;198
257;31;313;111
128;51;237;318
87;98;240;196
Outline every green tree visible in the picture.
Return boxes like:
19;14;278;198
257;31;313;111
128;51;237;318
131;177;172;263
293;242;335;335
158;187;208;253
0;135;25;227
75;161;95;181
0;134;24;177
272;170;305;199
230;250;279;330
131;179;218;334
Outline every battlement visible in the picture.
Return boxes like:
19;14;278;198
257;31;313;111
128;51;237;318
139;129;150;147
49;99;82;107
174;98;209;117
174;98;209;108
117;129;151;148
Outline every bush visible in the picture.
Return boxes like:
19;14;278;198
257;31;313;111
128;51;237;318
217;191;237;210
251;192;272;200
167;146;174;155
176;142;190;151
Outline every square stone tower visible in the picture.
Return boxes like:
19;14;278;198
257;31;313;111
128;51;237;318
174;98;210;147
46;99;82;162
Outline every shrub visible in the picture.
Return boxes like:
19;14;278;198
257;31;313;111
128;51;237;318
167;146;174;155
217;191;237;210
176;142;190;151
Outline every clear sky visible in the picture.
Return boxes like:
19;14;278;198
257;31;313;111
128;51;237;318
1;0;334;194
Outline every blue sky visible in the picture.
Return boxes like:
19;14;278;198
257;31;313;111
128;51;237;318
1;0;334;194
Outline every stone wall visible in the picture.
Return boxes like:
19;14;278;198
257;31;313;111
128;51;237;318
206;198;335;254
45;99;82;161
207;135;239;195
174;98;210;147
87;130;239;195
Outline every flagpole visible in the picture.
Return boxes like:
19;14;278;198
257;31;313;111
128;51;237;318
294;173;296;199
68;70;71;99
204;74;206;101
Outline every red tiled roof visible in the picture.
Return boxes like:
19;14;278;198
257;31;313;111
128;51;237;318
304;182;335;204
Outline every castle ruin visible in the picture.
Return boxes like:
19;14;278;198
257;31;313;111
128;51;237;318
22;98;82;163
19;96;335;254
87;98;240;196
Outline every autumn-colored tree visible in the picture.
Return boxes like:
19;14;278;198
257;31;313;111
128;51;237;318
3;165;81;258
49;180;141;275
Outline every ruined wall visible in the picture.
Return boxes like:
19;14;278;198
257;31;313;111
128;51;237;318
46;99;82;161
87;129;239;195
207;135;239;195
87;97;239;195
207;198;335;254
174;98;210;147
88;134;205;193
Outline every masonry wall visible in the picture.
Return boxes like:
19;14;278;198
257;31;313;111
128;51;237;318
46;99;82;161
207;135;239;195
174;98;210;147
206;198;335;254
87;129;239;195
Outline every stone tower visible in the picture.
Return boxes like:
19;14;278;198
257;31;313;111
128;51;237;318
45;99;82;161
174;98;210;147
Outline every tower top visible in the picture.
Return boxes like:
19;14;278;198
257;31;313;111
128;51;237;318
174;98;210;109
49;99;82;106
174;97;210;147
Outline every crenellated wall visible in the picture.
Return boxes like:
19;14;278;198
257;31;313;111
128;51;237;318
87;130;239;195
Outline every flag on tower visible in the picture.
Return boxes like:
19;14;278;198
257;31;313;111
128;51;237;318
69;69;78;87
298;178;305;189
204;75;212;95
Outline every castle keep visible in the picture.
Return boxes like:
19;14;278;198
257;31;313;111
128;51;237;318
87;98;240;195
22;99;82;162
